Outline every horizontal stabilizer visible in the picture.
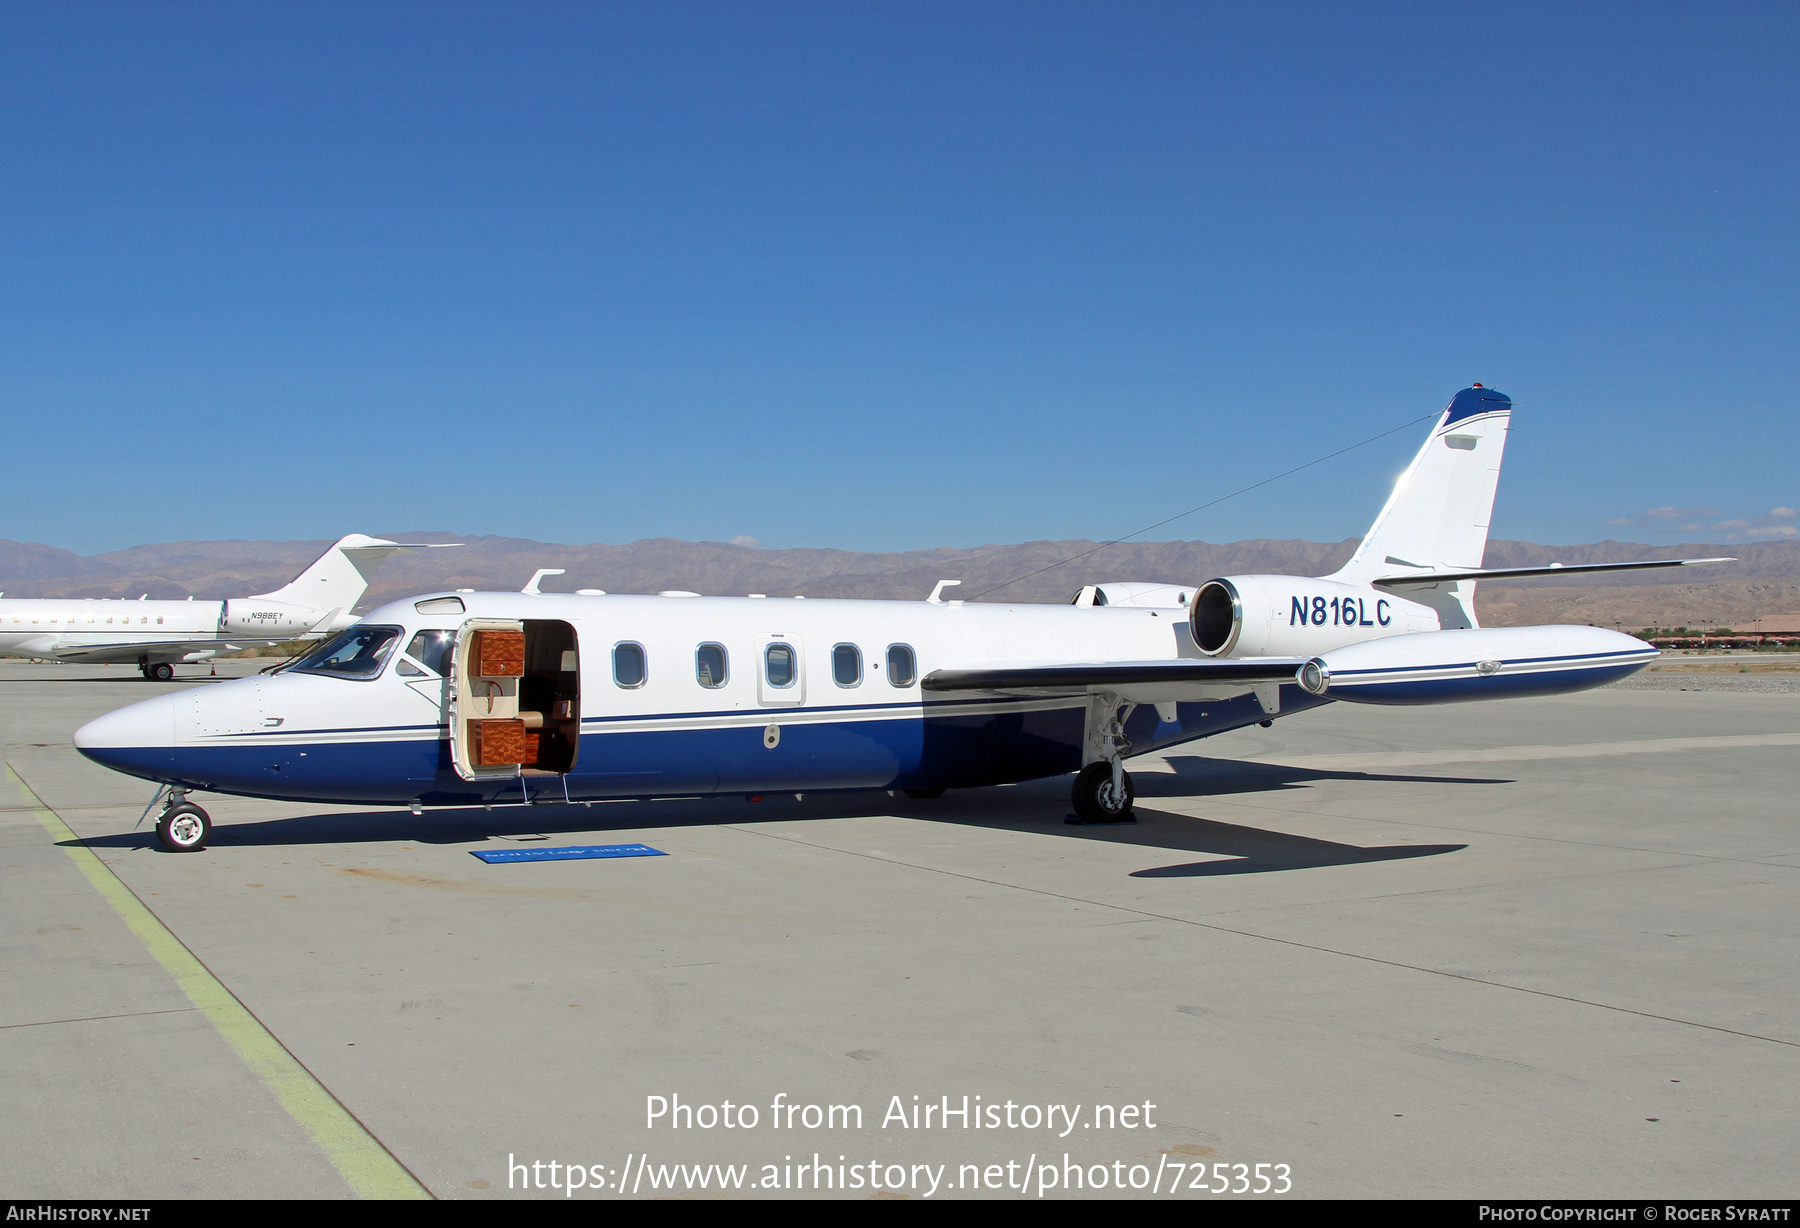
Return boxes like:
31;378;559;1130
923;658;1304;693
1373;557;1734;590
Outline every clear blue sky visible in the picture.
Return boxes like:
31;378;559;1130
3;2;1795;555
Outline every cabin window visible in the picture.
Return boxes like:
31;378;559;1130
886;644;916;688
832;643;861;687
765;642;797;688
613;642;647;688
289;626;402;680
396;629;455;677
695;643;728;688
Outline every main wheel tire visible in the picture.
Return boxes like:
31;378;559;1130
902;788;944;799
149;663;175;681
156;804;211;852
1070;762;1134;822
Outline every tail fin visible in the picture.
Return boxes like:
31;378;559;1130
251;534;453;612
1327;386;1512;625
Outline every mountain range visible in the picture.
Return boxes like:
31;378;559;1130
2;534;1796;631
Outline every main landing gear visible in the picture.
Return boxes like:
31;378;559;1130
1070;761;1135;822
139;660;175;681
1069;691;1137;823
154;788;212;852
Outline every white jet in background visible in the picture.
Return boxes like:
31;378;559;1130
0;534;456;679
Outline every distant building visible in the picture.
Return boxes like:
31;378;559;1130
1646;614;1800;647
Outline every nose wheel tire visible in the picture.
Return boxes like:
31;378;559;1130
1070;762;1135;823
156;804;211;852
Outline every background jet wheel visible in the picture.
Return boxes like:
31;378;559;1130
1070;762;1134;822
156;804;211;852
149;663;174;681
902;788;944;799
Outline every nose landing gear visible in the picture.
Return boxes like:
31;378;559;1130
154;788;212;852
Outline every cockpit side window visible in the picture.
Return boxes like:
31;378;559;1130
290;626;403;681
396;629;456;677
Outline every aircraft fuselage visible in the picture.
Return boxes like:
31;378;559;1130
73;590;1331;805
72;586;1656;809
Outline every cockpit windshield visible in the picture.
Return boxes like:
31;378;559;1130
287;625;403;680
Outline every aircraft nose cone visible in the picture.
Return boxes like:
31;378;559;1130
74;695;178;780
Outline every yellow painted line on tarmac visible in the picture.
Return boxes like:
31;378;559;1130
6;764;432;1200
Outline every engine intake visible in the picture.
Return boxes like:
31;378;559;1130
1191;580;1243;656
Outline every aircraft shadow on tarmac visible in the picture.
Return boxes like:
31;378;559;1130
935;756;1486;877
73;753;1493;878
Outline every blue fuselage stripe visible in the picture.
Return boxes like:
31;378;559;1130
79;687;1331;805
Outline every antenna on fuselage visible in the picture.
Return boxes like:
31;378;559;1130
521;569;565;595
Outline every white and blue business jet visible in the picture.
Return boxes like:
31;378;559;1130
76;387;1726;852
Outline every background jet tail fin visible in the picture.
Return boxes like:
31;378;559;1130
251;534;459;612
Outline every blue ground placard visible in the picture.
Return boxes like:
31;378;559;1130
470;843;667;864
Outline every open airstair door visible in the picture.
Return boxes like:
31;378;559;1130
448;618;581;783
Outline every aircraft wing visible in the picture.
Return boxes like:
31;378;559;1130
923;657;1305;699
1373;557;1734;589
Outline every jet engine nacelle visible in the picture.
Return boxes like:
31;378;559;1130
1297;625;1657;705
219;599;328;638
1189;575;1439;658
1070;582;1197;608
